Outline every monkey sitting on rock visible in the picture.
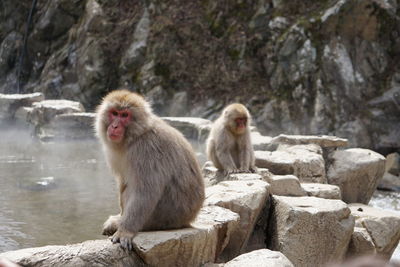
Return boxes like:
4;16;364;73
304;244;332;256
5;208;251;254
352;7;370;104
95;89;205;250
206;103;257;175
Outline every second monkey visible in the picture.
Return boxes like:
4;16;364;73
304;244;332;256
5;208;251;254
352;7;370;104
206;103;257;175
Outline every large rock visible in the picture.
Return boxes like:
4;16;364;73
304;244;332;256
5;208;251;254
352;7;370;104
327;148;386;204
205;180;270;261
255;144;326;183
37;112;96;140
349;203;400;259
162;117;212;142
301;183;342;199
0;93;44;121
223;249;294;267
0;206;239;267
136;206;239;266
268;196;354;267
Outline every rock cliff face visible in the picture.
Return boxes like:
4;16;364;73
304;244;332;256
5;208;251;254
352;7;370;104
1;0;399;151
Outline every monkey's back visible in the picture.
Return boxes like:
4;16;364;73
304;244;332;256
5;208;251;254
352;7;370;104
131;117;205;230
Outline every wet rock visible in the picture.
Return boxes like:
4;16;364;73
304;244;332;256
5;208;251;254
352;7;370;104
0;93;44;121
268;196;354;267
223;249;294;267
255;144;326;183
37;112;95;140
265;175;306;197
205;180;270;261
327;148;385;204
301;183;342;200
162;117;212;142
346;227;376;258
349;203;400;259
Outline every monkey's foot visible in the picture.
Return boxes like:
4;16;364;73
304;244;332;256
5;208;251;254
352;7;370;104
111;229;137;250
102;214;120;236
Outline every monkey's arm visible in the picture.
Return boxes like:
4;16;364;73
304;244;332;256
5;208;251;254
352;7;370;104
215;131;239;174
238;133;256;172
112;139;169;249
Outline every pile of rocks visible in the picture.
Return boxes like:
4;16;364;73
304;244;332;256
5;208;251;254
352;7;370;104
0;93;399;267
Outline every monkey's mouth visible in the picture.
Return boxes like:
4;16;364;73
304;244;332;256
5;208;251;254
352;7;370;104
108;134;123;143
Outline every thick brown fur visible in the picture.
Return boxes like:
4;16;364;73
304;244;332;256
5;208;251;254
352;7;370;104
95;89;205;250
206;103;256;175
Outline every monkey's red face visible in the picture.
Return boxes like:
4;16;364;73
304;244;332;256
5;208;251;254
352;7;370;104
235;117;247;129
107;108;132;143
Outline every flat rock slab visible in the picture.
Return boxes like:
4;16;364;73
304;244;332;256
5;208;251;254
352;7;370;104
271;134;348;148
269;196;354;267
301;183;342;199
162;117;212;142
136;205;239;266
327;148;385;203
0;93;44;120
349;203;400;259
205;180;270;261
223;249;294;267
255;144;326;183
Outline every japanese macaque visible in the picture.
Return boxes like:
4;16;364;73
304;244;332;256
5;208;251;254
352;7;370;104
206;103;256;175
95;89;205;250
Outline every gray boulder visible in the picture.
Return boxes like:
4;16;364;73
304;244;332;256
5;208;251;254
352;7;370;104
327;148;385;203
268;196;354;267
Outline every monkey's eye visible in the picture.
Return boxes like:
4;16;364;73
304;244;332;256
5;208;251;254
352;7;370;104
111;110;118;116
121;112;129;118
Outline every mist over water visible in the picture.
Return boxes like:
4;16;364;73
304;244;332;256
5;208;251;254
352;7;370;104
0;127;118;252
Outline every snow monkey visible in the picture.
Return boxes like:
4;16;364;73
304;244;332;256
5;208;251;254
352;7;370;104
95;89;205;250
206;103;257;175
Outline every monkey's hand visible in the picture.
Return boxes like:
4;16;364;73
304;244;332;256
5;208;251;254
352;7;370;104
111;229;137;250
102;214;120;236
250;166;258;173
224;168;240;176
